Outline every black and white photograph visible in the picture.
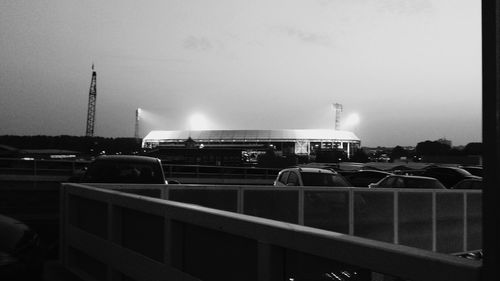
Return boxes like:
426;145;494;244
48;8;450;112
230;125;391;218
1;1;498;280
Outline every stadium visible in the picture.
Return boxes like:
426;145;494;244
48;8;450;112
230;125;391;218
142;129;361;165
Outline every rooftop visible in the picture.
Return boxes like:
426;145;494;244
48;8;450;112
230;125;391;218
143;129;360;143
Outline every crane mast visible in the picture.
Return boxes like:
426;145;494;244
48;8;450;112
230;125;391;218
85;64;97;137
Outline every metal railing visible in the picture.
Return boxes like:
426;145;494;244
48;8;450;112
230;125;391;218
0;158;280;183
0;157;89;176
60;183;481;281
89;184;481;254
162;164;280;179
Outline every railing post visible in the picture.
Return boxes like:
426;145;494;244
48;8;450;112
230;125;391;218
163;185;170;200
107;202;115;281
349;188;354;235
463;192;468;251
432;191;437;252
237;186;244;214
59;184;68;268
394;190;399;245
298;187;304;225
33;159;37;188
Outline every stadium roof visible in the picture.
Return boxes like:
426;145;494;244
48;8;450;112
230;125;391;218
143;129;360;144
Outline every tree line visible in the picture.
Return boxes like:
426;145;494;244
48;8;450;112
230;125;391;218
0;135;142;156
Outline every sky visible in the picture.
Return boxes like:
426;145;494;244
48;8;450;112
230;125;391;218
0;0;482;147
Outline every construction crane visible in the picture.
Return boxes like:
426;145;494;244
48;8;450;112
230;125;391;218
85;64;97;137
333;103;343;130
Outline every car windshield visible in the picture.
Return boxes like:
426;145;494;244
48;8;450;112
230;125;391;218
404;178;445;189
300;172;349;187
82;161;163;183
452;168;473;177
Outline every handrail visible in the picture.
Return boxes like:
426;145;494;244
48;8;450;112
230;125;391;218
88;183;482;254
0;158;280;180
61;184;481;281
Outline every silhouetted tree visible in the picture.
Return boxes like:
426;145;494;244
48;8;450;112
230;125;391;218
463;142;482;155
0;135;141;156
415;140;451;156
256;144;304;168
315;149;347;163
350;149;369;163
390;146;408;160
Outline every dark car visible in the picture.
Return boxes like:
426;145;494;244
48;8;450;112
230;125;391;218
369;175;446;189
79;155;168;184
459;166;483;177
452;178;483;190
422;166;480;188
342;170;393;187
274;167;350;187
0;214;43;280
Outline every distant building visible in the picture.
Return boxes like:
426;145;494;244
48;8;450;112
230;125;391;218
142;129;361;165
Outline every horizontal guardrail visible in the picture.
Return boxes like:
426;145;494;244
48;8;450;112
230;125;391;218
0;157;89;176
89;184;482;254
0;158;280;182
61;183;481;281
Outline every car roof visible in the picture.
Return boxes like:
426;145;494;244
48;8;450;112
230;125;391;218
93;155;161;164
456;178;482;182
426;166;469;172
281;167;337;174
353;170;392;174
388;175;439;181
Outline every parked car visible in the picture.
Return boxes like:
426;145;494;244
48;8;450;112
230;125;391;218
0;214;43;280
459;166;483;177
368;175;446;189
452;178;482;190
421;166;480;188
274;167;350;187
341;170;393;187
78;155;168;184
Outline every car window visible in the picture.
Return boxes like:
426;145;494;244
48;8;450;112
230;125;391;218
404;178;445;189
278;171;289;184
287;172;299;186
300;172;349;187
379;176;395;187
404;178;425;188
393;177;405;188
454;180;471;189
454;180;482;189
82;161;163;183
472;181;483;189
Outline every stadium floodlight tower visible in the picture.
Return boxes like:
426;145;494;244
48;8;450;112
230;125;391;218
134;108;141;139
333;103;343;130
85;64;97;137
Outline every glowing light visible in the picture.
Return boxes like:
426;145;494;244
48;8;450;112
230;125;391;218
341;113;361;130
189;113;210;130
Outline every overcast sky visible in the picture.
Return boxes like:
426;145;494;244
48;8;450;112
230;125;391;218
0;0;481;147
